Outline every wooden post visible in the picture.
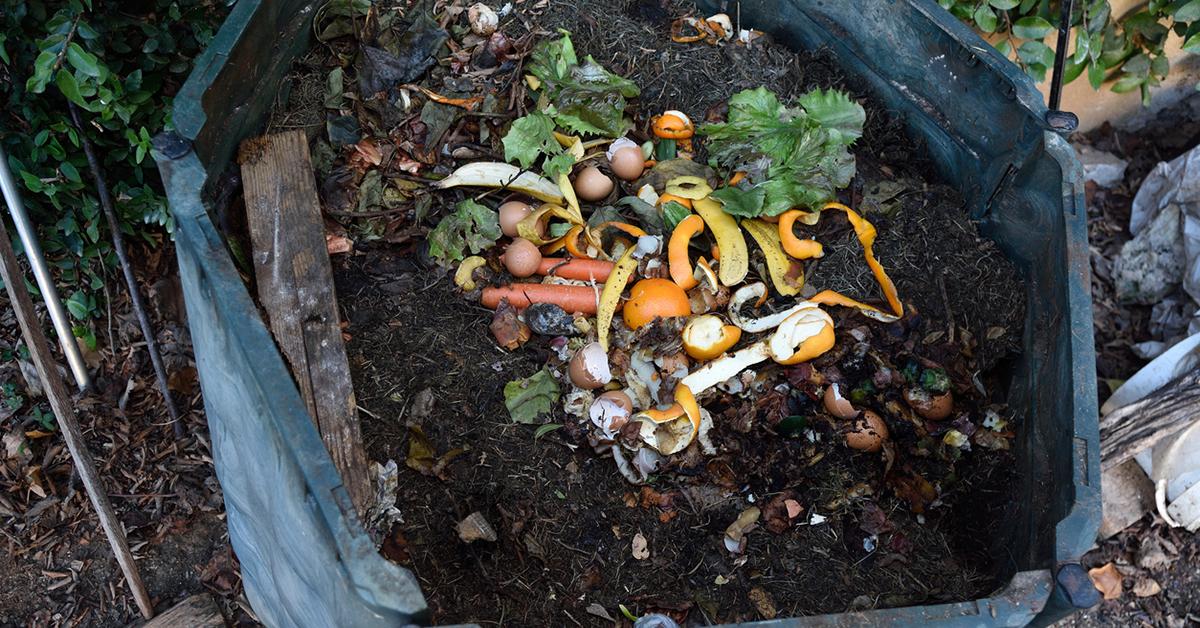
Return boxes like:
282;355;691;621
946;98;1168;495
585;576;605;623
0;216;154;619
239;131;371;516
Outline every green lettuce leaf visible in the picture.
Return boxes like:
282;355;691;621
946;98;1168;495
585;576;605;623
502;112;559;169
504;368;561;424
427;199;502;266
660;200;694;231
700;87;865;216
709;185;766;218
527;33;638;138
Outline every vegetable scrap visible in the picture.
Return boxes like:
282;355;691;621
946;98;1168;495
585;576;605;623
301;1;1028;621
420;28;1017;489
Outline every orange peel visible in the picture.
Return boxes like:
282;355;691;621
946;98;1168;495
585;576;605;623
633;383;702;455
657;193;694;210
778;209;825;260
651;110;695;140
819;202;903;318
682;315;742;361
668;214;705;289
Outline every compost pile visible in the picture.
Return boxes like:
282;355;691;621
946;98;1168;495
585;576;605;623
272;0;1027;623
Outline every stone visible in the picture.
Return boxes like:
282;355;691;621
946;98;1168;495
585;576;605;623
1114;203;1185;304
1076;144;1129;188
1099;458;1154;540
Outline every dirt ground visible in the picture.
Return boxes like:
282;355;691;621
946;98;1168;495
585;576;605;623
0;243;253;627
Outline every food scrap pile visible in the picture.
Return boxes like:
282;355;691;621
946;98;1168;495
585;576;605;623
288;0;1028;622
434;28;1014;484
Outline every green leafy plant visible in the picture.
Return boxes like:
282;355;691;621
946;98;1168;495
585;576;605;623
503;368;561;424
944;0;1199;104
1;0;230;327
700;87;865;217
526;30;640;137
426;199;502;266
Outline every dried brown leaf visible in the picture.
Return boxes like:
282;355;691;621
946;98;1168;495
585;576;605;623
1088;563;1122;600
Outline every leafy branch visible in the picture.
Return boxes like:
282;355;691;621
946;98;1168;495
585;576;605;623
945;0;1199;104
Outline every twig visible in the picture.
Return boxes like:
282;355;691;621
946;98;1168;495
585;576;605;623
69;103;185;439
0;208;154;619
51;13;82;73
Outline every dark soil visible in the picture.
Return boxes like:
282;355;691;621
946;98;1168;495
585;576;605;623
313;2;1029;623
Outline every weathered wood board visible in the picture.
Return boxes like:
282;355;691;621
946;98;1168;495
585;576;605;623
240;131;370;516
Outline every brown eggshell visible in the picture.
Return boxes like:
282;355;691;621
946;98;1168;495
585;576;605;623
569;342;612;389
609;146;645;180
903;388;954;421
823;383;858;420
498;200;533;238
574;166;614;202
596;390;634;413
503;238;542;278
845;410;889;452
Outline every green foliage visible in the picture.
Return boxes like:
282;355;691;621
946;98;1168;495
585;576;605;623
426;199;501;266
1;0;230;326
501;111;573;178
943;0;1199;102
526;30;640;137
699;87;865;216
503;368;561;424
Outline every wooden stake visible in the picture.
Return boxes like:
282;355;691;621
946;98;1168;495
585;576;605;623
0;216;154;619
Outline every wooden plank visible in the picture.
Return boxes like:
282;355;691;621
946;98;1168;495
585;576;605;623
140;594;224;628
239;131;370;517
0;212;154;618
1100;369;1200;471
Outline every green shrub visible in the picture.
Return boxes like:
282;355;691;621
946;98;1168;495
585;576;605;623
1;0;230;328
946;0;1199;104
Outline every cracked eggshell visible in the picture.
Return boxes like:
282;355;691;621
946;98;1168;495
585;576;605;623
467;3;498;36
823;383;858;420
569;342;612;389
903;387;954;421
845;410;889;452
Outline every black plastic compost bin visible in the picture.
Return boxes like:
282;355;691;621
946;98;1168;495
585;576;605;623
153;0;1101;625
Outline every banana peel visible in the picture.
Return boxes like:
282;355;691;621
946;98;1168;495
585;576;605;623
741;218;804;296
436;162;565;205
517;203;584;246
693;197;748;287
597;247;639;351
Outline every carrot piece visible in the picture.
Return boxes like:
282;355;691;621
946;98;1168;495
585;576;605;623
481;284;606;314
537;258;615;282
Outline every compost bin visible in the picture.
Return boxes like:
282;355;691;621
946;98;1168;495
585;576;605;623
153;0;1101;625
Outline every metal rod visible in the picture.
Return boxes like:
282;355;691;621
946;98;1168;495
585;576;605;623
0;209;154;620
0;145;92;391
69;104;185;439
1048;0;1075;112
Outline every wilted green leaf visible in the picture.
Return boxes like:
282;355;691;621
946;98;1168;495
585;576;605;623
325;67;344;109
427;199;502;266
660;200;694;231
502;112;559;170
699;87;863;216
504;368;561;424
709;185;765;219
534;424;563;440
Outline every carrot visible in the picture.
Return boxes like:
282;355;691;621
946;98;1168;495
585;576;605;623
537;258;615;281
482;284;613;314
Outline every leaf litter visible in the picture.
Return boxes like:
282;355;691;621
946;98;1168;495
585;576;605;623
262;0;1034;623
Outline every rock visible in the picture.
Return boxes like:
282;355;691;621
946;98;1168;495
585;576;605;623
456;512;497;543
409;388;435;423
1076;145;1128;188
1099;459;1154;540
525;303;579;336
1114;203;1185;304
